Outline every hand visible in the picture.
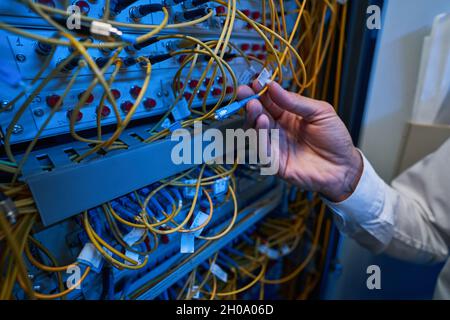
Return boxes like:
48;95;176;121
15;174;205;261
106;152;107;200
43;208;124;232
237;81;363;202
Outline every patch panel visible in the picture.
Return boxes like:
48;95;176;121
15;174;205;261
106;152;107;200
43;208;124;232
0;26;271;144
20;166;281;300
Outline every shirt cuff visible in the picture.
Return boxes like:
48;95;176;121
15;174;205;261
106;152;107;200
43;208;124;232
323;151;395;249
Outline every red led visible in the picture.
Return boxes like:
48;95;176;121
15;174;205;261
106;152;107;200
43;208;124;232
161;234;169;244
198;90;207;99
242;9;250;16
67;110;83;122
111;89;121;100
178;55;187;64
218;77;224;84
121;101;133;113
159;227;170;244
257;54;266;60
204;78;213;86
46;94;63;108
78;91;94;104
251;11;261;20
226;86;234;94
212;88;222;96
189;80;199;89
177;81;184;90
252;44;261;51
246;23;253;30
130;86;142;99
183;92;193;101
74;1;90;15
37;0;56;8
144;98;157;110
240;43;250;51
98;105;111;118
215;6;226;15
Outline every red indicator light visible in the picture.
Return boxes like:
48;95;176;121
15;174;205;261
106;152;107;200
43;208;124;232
257;54;266;60
226;86;234;94
204;78;213;86
98;105;111;118
251;11;261;20
78;91;94;104
198;90;207;99
121;101;133;114
218;77;224;84
67;110;83;122
46;94;63;108
111;89;121;100
212;88;222;96
74;1;90;15
252;44;261;51
216;6;226;15
144;98;157;110
183;92;193;101
189;80;199;89
130;86;142;99
242;9;250;16
240;43;250;51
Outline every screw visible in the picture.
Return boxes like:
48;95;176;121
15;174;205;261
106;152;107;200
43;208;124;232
33;108;44;117
16;54;26;63
1;100;13;112
11;124;23;134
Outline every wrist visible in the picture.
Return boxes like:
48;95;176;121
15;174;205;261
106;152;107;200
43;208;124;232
323;148;364;203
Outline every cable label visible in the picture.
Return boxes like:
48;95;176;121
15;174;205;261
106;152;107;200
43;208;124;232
257;68;273;87
213;177;230;196
77;242;104;273
123;228;145;247
191;211;209;237
180;233;195;253
210;263;228;282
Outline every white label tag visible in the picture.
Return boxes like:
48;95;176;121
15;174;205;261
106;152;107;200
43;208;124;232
239;66;257;85
180;233;195;253
257;68;273;87
172;98;191;120
191;211;210;237
183;179;198;199
213;177;229;196
258;244;280;260
211;263;228;282
191;285;201;299
77;243;103;273
123;228;145;247
125;250;141;266
281;245;291;255
161;118;172;129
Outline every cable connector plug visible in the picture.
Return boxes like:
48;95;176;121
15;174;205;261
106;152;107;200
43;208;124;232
90;21;136;44
0;192;18;225
214;94;259;121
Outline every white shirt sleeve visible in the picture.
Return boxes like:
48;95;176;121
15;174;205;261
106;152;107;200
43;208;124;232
325;140;450;264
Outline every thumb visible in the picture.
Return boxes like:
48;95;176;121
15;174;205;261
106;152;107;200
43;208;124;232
267;82;331;122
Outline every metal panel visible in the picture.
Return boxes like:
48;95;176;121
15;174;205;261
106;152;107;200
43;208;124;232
22;117;244;226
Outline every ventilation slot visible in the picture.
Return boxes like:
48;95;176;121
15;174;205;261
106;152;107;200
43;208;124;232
36;154;55;172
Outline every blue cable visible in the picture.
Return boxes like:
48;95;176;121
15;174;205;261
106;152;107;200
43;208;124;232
214;94;259;120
